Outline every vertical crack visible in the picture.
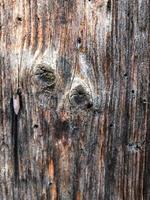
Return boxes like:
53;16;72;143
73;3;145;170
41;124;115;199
10;89;22;184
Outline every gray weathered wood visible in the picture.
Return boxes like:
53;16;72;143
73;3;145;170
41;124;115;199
0;0;150;199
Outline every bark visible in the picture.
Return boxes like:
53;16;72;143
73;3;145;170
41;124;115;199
0;0;150;199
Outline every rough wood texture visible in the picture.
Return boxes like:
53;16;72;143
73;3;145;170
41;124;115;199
0;0;150;199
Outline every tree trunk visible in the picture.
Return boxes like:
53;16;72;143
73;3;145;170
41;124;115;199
0;0;149;199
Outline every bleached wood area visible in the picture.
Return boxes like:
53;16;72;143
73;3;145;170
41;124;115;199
0;0;149;199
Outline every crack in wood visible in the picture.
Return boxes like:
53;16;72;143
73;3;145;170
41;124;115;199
10;98;19;183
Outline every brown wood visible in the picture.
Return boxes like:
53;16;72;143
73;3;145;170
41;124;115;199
0;0;150;199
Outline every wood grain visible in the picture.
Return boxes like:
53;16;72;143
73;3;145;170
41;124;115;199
0;0;150;199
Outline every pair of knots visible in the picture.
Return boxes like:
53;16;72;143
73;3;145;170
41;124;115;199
34;64;93;110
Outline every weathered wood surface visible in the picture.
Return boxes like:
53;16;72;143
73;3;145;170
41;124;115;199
0;0;150;199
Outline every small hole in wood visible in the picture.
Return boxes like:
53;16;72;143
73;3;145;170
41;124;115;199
33;124;39;129
17;17;22;21
48;181;53;186
77;37;81;44
131;90;134;94
109;123;113;128
124;73;128;77
143;99;146;104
